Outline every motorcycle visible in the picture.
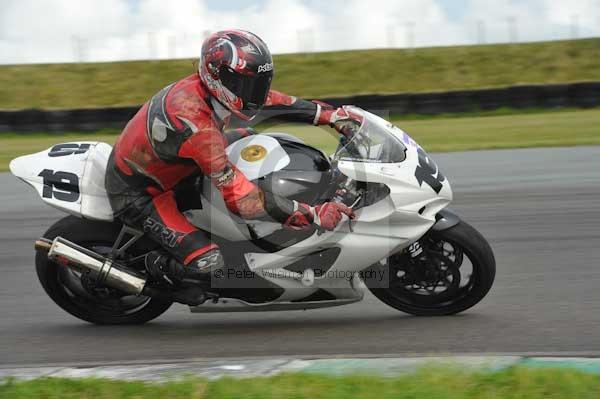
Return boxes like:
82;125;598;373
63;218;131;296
10;107;495;324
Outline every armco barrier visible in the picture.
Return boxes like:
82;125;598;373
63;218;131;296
1;82;599;133
0;106;139;133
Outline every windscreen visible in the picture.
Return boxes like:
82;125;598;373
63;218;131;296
333;109;407;164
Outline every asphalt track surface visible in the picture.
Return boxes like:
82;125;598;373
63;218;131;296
1;146;599;366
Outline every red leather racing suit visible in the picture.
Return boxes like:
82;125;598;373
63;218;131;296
105;74;331;266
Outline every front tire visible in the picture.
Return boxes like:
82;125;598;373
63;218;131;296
36;216;172;325
366;220;495;316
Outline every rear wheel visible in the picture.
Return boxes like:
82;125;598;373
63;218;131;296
365;220;495;316
36;216;172;325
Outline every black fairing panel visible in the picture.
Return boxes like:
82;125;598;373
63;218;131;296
284;247;341;277
257;139;334;204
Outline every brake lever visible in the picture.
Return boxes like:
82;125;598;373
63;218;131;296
347;194;362;233
316;193;362;236
349;195;362;209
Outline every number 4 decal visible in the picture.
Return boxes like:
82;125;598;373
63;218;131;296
415;148;445;194
38;169;80;202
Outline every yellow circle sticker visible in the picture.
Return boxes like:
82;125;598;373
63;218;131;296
241;145;268;162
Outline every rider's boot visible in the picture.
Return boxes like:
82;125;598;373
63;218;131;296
144;249;224;306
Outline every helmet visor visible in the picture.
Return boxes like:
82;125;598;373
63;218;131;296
220;66;273;117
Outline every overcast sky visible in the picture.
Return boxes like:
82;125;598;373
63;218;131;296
1;0;599;64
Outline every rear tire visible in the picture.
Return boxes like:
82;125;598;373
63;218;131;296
366;220;495;316
36;216;172;325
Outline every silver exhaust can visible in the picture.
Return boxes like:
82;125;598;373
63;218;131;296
47;237;147;295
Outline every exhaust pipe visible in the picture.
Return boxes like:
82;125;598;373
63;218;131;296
40;237;148;296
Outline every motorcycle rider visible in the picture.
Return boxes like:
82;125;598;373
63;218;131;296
105;30;362;305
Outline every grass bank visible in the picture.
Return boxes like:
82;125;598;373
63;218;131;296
2;109;599;172
1;38;600;109
2;367;600;399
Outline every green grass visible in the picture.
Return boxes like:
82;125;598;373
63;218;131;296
2;38;600;110
2;367;600;399
2;109;600;172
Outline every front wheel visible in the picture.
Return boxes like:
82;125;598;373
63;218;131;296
365;220;495;316
36;216;172;325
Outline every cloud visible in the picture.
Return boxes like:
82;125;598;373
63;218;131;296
463;0;600;43
0;0;598;64
0;0;132;63
308;0;458;49
547;0;600;33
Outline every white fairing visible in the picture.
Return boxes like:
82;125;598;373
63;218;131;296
9;142;114;221
190;110;454;311
338;134;452;218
